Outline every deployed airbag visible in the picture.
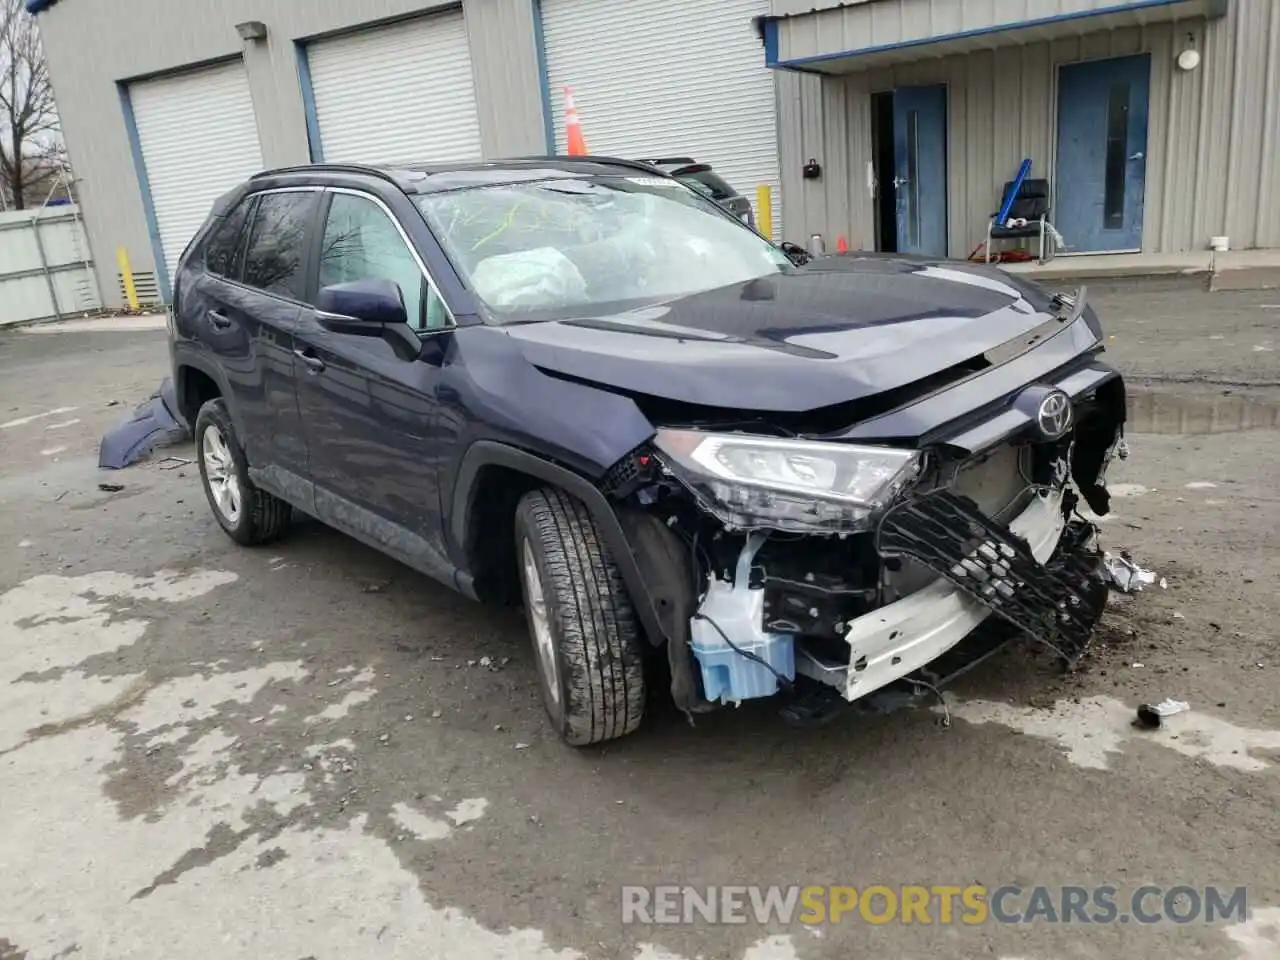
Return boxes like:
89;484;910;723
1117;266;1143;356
471;247;588;310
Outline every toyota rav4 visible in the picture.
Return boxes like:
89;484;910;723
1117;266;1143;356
170;157;1127;746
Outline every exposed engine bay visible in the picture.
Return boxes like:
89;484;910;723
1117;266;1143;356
602;339;1128;722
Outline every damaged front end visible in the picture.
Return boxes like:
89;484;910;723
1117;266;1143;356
603;344;1127;720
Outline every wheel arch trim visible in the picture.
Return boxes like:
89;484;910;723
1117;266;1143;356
451;440;669;647
173;350;242;434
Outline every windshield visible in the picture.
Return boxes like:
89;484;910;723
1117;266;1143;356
415;175;789;320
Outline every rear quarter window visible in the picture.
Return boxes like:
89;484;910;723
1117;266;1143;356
203;197;255;279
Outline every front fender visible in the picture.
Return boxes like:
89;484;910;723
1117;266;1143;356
450;440;669;648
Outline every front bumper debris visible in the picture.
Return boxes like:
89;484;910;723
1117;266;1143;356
878;488;1107;664
792;488;1100;704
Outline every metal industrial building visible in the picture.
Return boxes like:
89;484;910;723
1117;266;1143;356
27;0;1280;309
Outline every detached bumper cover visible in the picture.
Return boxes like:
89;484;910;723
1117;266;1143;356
834;488;1100;703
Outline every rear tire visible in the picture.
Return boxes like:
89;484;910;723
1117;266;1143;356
195;398;290;546
515;487;645;745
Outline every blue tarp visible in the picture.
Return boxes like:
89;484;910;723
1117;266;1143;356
26;0;58;12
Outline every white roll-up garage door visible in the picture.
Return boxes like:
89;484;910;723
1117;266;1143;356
129;60;264;289
540;0;780;237
307;12;483;167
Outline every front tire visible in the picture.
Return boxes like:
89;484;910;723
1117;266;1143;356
515;487;645;745
195;398;290;546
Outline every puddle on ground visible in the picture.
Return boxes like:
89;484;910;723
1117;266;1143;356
1127;390;1280;435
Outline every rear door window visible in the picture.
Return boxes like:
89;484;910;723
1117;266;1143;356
203;197;255;279
240;191;319;301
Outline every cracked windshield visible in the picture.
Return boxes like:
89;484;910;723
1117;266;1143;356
417;176;790;316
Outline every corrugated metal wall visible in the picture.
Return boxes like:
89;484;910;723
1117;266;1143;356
36;0;544;308
778;0;1280;255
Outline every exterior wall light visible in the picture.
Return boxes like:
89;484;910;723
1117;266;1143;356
235;21;268;42
1177;34;1200;71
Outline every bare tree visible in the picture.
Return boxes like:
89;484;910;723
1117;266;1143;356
0;0;62;210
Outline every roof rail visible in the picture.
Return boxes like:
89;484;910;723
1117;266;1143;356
505;155;675;176
250;162;402;185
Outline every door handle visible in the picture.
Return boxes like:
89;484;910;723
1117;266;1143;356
207;310;233;330
293;348;326;373
1129;151;1145;161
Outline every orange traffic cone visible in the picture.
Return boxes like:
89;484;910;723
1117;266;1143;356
563;86;588;156
836;235;849;253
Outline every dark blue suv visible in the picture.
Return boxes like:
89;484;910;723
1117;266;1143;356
171;157;1127;745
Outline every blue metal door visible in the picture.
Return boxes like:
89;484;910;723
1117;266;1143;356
1055;54;1151;253
893;85;948;257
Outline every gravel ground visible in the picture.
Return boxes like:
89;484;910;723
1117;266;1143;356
0;285;1277;960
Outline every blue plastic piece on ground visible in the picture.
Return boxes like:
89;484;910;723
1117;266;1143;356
98;377;190;469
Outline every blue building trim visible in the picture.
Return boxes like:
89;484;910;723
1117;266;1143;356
295;42;325;162
531;0;556;153
762;18;779;66
117;83;172;304
769;0;1207;70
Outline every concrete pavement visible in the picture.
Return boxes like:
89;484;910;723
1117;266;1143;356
0;287;1277;960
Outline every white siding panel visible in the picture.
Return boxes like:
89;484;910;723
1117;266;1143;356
130;60;264;282
308;12;482;166
540;0;781;237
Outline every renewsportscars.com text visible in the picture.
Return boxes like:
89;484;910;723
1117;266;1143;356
621;884;1248;926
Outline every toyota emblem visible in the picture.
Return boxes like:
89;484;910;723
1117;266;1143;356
1035;390;1074;440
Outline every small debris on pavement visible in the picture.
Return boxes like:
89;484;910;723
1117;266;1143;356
493;724;504;731
479;656;493;668
361;581;390;593
515;742;529;750
1132;662;1144;669
1172;612;1185;620
97;482;124;493
1102;552;1160;593
431;709;442;719
404;714;414;721
1134;698;1191;729
378;734;390;743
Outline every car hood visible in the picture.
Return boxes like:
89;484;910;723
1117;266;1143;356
501;255;1061;413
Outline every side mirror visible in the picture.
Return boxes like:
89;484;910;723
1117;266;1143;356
778;241;812;266
317;279;408;332
316;279;422;361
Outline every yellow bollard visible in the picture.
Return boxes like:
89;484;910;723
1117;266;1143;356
755;184;773;241
116;246;140;311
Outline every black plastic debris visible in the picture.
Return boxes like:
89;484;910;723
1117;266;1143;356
98;377;190;470
97;482;124;493
877;489;1108;665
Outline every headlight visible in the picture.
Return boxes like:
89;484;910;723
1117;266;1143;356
654;429;921;533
